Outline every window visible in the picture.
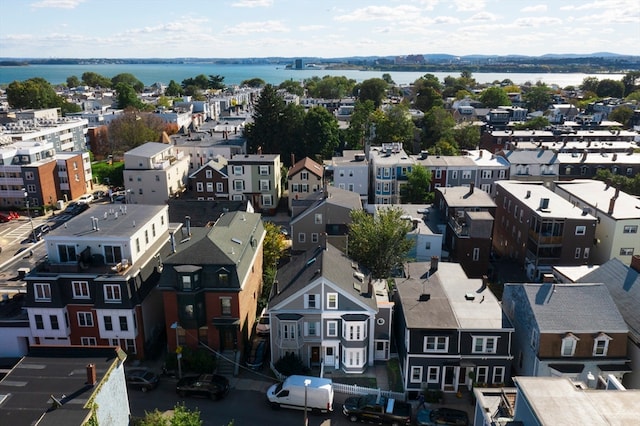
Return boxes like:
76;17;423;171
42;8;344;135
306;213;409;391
344;323;366;341
304;294;317;309
300;171;309;180
424;336;448;353
282;322;296;340
58;245;77;263
195;182;204;192
342;348;366;368
205;169;212;179
259;165;269;175
410;366;423;383
125;339;136;354
311;233;319;243
233;165;243;175
233;180;244;191
218;272;229;286
492;366;505;384
561;334;578;357
575;225;586;236
78;312;93;327
593;333;611;356
327;293;338;309
181;275;193;290
314;213;322;224
259;180;270;191
81;337;96;346
427;366;439;383
472;336;498;354
298;233;306;243
530;328;538;349
482;170;492;179
575;247;581;259
620;248;635;256
104;316;113;331
48;315;59;330
119;316;128;331
104;245;122;264
221;297;231;316
327;321;338;337
584;247;590;259
435;169;441;179
475;366;488;384
261;194;272;206
305;321;319;336
462;170;471;179
623;225;638;234
472;248;480;261
216;182;223;192
34;283;51;301
104;284;121;302
35;314;44;329
451;170;458;179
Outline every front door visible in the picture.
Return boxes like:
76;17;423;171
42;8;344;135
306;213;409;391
311;346;320;366
325;346;336;368
443;366;457;392
374;341;387;360
220;328;235;351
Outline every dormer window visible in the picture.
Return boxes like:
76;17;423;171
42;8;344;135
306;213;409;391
593;333;612;356
174;265;202;291
561;332;579;357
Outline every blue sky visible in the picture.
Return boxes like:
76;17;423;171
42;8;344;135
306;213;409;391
1;0;639;58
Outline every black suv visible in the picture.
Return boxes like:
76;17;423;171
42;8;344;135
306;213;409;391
176;374;229;400
125;368;160;392
417;407;469;426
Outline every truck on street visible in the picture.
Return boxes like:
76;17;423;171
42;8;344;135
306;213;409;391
266;375;333;413
342;394;412;425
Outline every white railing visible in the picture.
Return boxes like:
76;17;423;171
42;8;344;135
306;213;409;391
332;382;406;401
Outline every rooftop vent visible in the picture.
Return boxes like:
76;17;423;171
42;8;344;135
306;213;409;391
465;293;476;301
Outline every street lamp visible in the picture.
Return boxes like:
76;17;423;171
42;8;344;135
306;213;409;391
170;321;182;379
303;378;311;426
23;189;36;243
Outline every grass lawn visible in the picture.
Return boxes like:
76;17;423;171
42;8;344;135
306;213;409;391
386;358;404;392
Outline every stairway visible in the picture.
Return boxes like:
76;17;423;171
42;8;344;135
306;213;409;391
216;350;237;377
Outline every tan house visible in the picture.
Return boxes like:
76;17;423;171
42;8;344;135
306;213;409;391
287;157;323;212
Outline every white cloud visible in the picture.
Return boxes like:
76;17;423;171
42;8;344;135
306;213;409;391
223;20;289;35
433;16;460;24
334;5;422;22
231;0;273;7
30;0;84;9
298;25;325;32
465;12;498;23
521;4;547;13
454;0;486;12
514;16;563;27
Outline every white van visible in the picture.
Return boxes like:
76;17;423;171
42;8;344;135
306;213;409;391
266;375;333;413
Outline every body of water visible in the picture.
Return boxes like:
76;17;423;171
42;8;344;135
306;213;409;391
0;63;625;88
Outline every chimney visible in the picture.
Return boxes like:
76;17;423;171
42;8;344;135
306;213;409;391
291;153;295;166
86;363;97;385
185;216;191;236
479;150;483;158
608;196;616;215
630;255;640;273
612;153;617;161
257;146;262;155
430;256;439;272
542;273;555;283
581;151;587;162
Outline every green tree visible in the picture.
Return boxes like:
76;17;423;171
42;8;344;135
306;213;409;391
357;78;388;108
401;165;433;203
343;100;376;149
371;103;417;153
136;403;203;426
6;77;80;115
66;75;81;88
81;71;112;88
622;71;640;96
413;74;443;112
625;91;640;102
208;74;225;90
596;79;624;98
608;105;634;128
453;123;480;150
241;77;266;88
306;76;356;99
348;207;414;279
260;221;288;309
278;79;304;96
303;106;340;159
165;80;183;97
382;73;395;84
181;74;210;91
479;87;511;108
111;73;144;92
107;109;165;155
580;77;600;93
420;106;455;149
115;82;145;109
513;116;550;130
431;140;458;156
523;85;552;111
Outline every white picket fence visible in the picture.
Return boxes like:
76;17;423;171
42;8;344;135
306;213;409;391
332;382;406;401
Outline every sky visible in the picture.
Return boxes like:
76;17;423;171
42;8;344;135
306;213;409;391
1;0;639;59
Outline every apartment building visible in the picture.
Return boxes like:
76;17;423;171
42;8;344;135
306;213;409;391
368;143;413;204
227;153;282;214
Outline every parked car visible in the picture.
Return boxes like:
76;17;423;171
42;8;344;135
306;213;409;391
32;224;51;240
92;190;106;200
343;394;412;425
416;407;469;426
125;368;160;392
256;312;270;337
176;374;229;400
0;211;19;222
77;194;94;204
63;202;89;216
267;375;333;412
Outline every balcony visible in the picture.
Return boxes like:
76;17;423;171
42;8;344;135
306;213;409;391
528;229;563;245
449;217;470;237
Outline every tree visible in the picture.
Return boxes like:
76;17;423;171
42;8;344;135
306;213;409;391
513;116;549;130
523;85;552;112
111;73;144;92
452;123;480;150
136;403;202;426
580;76;600;94
81;71;112;88
371;103;417;153
479;87;511;108
303;106;340;159
241;77;266;88
622;71;640;96
596;79;624;98
382;73;395;84
6;77;80;115
165;80;183;97
343;100;376;149
348;207;414;279
245;84;288;155
357;78;388;108
608;105;634;128
305;75;356;99
420;106;455;149
401;164;432;204
66;75;81;88
208;74;225;90
278;79;303;96
107;109;165;155
413;74;443;112
115;82;145;109
181;74;210;91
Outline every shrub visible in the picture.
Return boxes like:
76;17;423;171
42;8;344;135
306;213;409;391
274;353;310;376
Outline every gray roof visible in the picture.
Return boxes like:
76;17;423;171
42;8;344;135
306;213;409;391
125;141;169;157
502;149;560;164
554;180;640;220
167;199;251;227
291;186;362;225
578;258;640;340
270;243;377;311
505;283;628;333
396;262;507;330
437;186;496;208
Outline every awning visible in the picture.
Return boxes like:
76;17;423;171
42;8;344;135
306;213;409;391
211;317;240;326
341;314;369;321
549;363;584;374
598;363;632;372
275;313;303;321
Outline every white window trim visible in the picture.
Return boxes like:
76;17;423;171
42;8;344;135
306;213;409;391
327;320;338;337
561;334;579;357
593;333;612;357
492;366;505;384
327;293;338;309
575;225;586;235
427;366;440;383
77;312;93;327
410;366;423;384
304;294;319;309
104;284;121;303
343;321;367;341
475;366;489;384
81;337;97;346
34;283;51;301
72;281;90;299
472;336;499;354
423;336;449;353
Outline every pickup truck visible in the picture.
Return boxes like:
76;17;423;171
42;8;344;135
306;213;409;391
342;394;412;426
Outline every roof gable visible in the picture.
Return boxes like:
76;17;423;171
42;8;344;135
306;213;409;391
288;157;323;178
